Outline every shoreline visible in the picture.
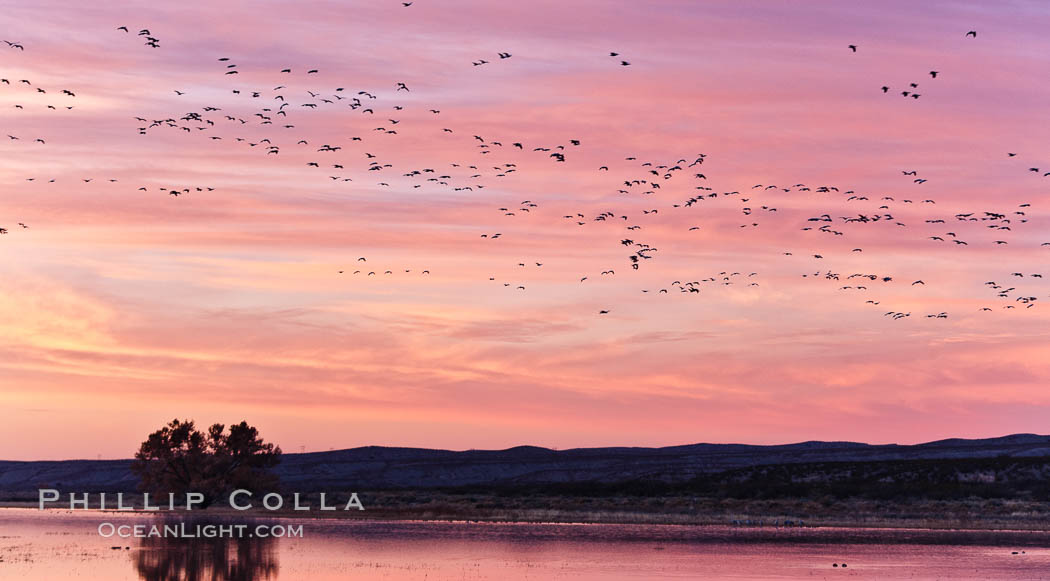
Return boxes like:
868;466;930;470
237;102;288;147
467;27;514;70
4;502;1049;535
4;506;1050;547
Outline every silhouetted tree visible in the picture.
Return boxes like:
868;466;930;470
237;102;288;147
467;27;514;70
131;419;282;507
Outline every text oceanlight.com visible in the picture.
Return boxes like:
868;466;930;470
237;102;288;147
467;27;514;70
98;522;304;538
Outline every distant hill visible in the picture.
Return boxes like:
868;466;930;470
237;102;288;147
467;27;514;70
2;434;1049;495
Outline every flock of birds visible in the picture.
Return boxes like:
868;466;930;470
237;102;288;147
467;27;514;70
2;23;1047;321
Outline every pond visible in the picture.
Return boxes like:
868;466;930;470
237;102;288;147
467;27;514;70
1;508;1048;579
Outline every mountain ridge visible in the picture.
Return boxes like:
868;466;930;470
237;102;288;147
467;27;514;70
2;433;1048;493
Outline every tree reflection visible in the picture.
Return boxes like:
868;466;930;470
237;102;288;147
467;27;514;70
133;519;278;581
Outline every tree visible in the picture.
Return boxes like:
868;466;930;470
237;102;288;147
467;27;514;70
131;419;282;508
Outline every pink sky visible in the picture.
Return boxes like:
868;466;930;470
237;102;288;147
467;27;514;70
2;0;1050;460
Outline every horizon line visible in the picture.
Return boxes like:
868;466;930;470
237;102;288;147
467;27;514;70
3;432;1045;463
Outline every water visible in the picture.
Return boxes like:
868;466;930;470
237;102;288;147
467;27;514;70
1;508;1049;579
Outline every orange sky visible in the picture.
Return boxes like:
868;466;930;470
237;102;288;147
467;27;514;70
2;0;1050;460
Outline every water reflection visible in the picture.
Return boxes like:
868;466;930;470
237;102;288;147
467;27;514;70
2;509;1049;580
134;519;278;581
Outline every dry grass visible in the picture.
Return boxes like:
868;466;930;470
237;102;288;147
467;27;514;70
7;491;1050;531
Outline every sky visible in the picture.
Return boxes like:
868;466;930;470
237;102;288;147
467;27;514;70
2;0;1050;460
